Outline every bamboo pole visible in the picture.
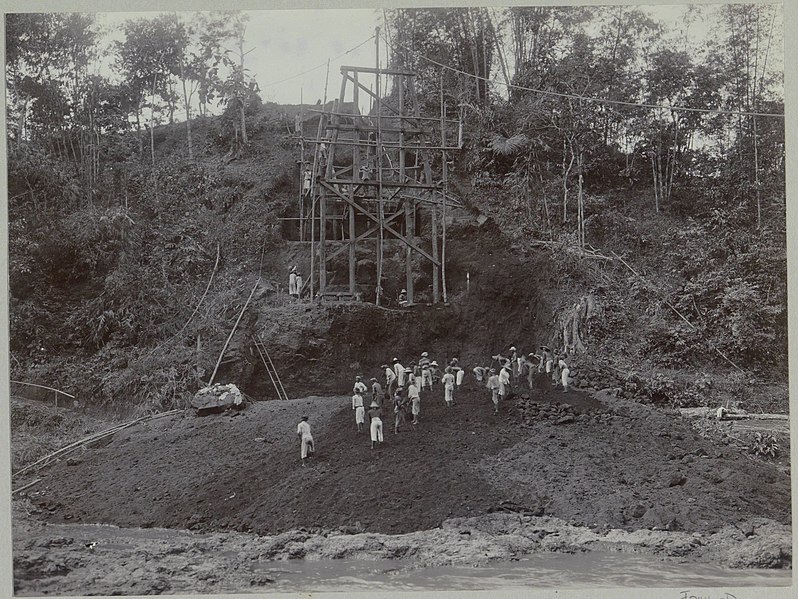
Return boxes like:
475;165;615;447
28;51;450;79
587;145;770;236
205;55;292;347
12;410;181;478
12;478;42;495
263;344;288;401
10;381;75;399
253;338;283;401
208;278;260;386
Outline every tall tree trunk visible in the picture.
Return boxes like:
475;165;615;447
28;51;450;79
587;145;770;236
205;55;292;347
562;138;575;223
651;154;659;213
150;73;159;165
180;58;194;160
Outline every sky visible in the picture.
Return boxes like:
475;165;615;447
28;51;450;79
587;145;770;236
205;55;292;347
92;4;782;118
97;9;383;112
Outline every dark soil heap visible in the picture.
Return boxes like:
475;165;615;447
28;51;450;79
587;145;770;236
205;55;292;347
28;375;789;537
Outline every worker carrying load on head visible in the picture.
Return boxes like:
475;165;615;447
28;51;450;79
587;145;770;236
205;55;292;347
473;365;487;383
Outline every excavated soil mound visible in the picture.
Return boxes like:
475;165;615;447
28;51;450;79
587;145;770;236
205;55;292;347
27;375;789;537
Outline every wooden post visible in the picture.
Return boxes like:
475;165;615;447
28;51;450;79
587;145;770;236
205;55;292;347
440;77;448;303
432;203;439;303
349;73;360;295
375;27;384;306
399;75;413;304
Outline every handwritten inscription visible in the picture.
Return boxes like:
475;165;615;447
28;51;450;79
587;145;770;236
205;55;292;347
680;592;737;599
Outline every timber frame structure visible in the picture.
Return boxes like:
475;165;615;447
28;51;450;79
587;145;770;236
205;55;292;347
298;56;462;306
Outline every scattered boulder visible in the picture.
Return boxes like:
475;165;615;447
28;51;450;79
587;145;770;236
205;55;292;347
191;384;245;415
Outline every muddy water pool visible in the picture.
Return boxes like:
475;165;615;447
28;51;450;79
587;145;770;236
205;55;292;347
250;553;791;592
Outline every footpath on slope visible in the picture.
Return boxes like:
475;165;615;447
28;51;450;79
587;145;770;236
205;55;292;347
21;373;790;539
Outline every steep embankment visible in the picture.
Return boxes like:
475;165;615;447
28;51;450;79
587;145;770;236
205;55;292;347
23;374;790;541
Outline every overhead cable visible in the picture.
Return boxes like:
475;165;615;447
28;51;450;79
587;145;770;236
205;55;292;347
381;31;784;119
262;34;376;88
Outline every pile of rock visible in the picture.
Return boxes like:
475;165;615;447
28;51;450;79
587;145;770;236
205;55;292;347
515;397;622;427
191;383;245;415
516;399;578;426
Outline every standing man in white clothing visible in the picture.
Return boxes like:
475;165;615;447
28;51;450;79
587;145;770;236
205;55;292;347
353;375;367;396
393;358;405;387
296;416;314;466
352;392;365;432
498;360;511;403
442;367;455;407
288;266;298;299
383;363;396;398
407;377;421;424
419;352;432;388
487;368;500;414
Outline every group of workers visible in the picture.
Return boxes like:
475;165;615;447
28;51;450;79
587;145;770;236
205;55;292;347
348;352;468;449
296;345;574;462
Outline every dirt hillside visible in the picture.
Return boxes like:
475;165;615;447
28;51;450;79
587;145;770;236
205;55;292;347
26;373;790;538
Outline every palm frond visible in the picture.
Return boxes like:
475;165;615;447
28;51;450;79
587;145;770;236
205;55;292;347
489;133;529;156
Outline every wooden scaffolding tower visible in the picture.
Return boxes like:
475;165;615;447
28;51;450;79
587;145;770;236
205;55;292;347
299;52;461;306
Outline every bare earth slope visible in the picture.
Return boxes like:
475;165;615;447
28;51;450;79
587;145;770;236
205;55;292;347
26;376;789;539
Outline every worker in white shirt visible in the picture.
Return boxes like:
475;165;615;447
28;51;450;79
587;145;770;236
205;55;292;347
442;366;455;407
508;346;519;381
411;362;422;391
419;352;432;388
353;375;367;396
368;400;383;449
473;365;487;383
393;358;405;387
450;358;464;387
486;368;500;414
498;360;511;402
559;359;571;392
296;416;314;466
383;363;396;397
352;392;365;432
288;266;298;299
370;377;384;407
407;376;421;424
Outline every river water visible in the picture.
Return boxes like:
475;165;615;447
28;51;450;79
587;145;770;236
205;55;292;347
249;553;791;593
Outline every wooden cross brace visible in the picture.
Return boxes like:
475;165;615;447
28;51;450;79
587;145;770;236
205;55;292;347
319;180;440;266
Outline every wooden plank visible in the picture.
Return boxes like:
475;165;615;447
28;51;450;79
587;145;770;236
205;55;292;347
340;64;417;76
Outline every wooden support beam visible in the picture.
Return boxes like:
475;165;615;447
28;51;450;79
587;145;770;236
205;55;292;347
319;181;440;266
325;122;426;135
299;137;462;151
328;178;441;190
326;210;404;263
341;64;417;77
